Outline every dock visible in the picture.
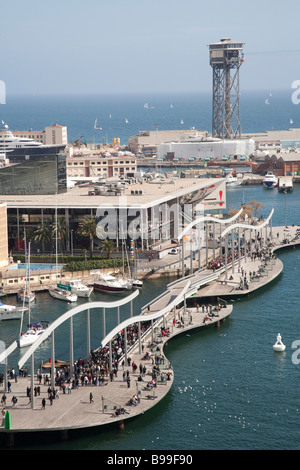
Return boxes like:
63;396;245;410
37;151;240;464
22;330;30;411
0;302;231;447
0;224;299;447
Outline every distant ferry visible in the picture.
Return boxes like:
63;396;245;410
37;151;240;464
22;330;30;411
0;122;66;161
262;171;278;189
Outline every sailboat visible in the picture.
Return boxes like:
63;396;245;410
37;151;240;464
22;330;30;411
290;118;294;125
17;235;36;304
18;242;50;347
131;241;143;288
48;202;78;302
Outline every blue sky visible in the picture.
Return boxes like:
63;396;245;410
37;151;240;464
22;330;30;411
1;0;300;95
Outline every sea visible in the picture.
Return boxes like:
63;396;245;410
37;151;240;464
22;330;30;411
0;90;300;451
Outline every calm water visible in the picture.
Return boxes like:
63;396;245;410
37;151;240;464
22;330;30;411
1;89;298;145
0;91;300;449
1;185;299;450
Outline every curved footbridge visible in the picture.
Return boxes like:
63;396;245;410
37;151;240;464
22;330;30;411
1;216;299;446
0;276;231;447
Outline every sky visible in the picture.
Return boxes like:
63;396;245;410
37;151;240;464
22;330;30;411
1;0;300;96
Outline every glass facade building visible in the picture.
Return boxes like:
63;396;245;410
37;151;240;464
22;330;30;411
0;154;67;195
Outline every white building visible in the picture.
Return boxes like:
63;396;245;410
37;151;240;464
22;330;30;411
12;124;68;146
157;136;255;160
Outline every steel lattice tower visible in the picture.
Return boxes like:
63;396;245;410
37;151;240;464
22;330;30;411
208;38;244;139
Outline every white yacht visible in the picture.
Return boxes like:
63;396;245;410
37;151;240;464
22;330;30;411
0;122;66;161
48;286;78;302
225;173;243;187
94;274;131;294
262;171;278;189
19;321;50;348
63;279;93;298
0;302;28;321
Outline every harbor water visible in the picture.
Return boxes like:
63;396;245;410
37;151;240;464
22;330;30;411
1;90;300;449
1;184;299;450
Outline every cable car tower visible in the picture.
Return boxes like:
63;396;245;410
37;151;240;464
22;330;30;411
208;38;244;139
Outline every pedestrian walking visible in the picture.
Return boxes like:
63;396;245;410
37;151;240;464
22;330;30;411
41;398;46;410
90;392;94;403
1;394;6;406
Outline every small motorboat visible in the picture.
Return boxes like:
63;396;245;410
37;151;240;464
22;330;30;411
225;172;243;187
132;279;143;288
273;333;286;352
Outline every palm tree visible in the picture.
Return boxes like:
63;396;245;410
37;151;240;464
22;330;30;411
100;239;116;259
33;224;52;252
77;216;97;259
51;218;67;253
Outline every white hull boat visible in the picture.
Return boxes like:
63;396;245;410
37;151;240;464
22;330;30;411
63;280;93;298
48;286;78;302
94;274;131;294
17;289;36;304
132;279;143;288
0;302;28;321
263;172;278;189
19;321;50;348
273;333;286;352
225;173;243;187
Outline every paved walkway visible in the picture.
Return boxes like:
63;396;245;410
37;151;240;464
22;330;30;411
0;223;299;445
0;304;231;441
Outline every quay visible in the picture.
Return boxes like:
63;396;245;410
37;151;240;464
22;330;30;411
0;294;231;447
0;220;299;447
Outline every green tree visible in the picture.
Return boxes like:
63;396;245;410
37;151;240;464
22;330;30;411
100;239;116;259
77;216;97;259
52;217;67;253
33;223;52;252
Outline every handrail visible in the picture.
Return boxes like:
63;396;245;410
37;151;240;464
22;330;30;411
220;209;274;238
18;290;139;369
100;280;191;348
178;208;243;241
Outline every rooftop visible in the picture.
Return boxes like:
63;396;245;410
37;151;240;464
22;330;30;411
0;177;223;210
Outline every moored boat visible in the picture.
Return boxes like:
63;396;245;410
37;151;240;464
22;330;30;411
48;286;78;302
262;171;278;189
94;274;130;293
17;288;36;304
63;279;93;298
225;172;243;187
0;302;28;321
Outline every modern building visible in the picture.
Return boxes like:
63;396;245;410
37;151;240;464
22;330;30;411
0;177;226;253
0;203;8;268
128;129;207;155
0;154;67;195
157;135;254;161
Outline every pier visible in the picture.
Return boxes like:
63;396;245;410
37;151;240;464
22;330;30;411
0;220;299;447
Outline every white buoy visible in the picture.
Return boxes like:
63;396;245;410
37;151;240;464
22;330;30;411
273;333;286;352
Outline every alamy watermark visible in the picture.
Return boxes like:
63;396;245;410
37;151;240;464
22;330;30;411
291;80;300;104
0;80;6;104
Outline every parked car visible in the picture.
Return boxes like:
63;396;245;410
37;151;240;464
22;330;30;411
168;248;180;255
